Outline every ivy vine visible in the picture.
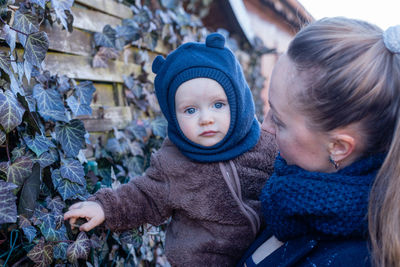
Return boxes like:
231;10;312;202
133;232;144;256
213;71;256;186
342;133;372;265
0;0;273;266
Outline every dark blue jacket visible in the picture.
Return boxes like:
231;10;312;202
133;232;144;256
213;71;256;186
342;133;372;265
237;229;371;267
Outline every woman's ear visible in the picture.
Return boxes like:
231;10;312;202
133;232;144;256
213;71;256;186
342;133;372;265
328;134;356;163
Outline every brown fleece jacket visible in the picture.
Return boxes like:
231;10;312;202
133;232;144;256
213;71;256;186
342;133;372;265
90;129;277;266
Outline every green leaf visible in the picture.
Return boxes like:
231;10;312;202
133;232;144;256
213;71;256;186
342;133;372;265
24;31;49;67
0;130;5;145
51;0;74;31
94;25;116;48
0;51;11;75
60;158;85;185
0;90;25;133
54;241;68;260
55;119;86;157
0;179;18;224
66;95;92;116
124;156;144;177
119;229;142;248
23;133;56;156
75;81;96;105
33;84;68;122
46;196;65;214
27;238;53;267
13;11;39;46
4;156;33;186
39;212;68;241
32;149;57;168
22;225;37;242
52;168;87;201
151;117;167;138
18;163;41;218
67;231;91;263
30;0;48;8
1;25;16;52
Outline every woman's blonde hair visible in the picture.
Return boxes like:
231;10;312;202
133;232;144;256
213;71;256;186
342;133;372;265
287;17;400;266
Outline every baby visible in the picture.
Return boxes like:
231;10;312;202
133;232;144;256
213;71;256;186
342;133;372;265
64;33;277;266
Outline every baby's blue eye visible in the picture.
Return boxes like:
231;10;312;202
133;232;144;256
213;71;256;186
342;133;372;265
214;102;224;109
185;107;196;114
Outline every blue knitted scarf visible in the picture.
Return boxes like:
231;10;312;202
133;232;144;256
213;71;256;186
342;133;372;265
261;154;385;241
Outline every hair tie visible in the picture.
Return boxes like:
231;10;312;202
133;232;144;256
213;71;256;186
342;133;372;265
383;25;400;54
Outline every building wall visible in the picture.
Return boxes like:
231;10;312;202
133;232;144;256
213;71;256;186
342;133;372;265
243;0;297;115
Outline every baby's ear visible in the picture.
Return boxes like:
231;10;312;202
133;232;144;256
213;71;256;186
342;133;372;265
152;55;165;74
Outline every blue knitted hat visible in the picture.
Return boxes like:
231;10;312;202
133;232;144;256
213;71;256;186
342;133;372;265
152;32;260;162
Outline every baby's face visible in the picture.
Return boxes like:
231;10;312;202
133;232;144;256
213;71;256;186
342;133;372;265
175;78;230;147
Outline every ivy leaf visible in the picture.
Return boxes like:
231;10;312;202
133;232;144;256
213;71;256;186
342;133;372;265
0;90;25;133
54;241;68;259
32;150;57;168
151;117;167;138
22;225;37;242
24;60;33;83
51;0;74;32
11;145;26;160
18;163;41;218
30;0;48;8
67;231;91;263
23;133;55;157
33;84;68;122
27;238;53;267
57;75;71;93
94;25;116;48
4;156;33;186
0;51;11;75
142;31;158;51
24;31;49;67
13;11;39;46
0;179;18;224
116;21;140;42
46;196;65;214
124;156;144;177
52;168;87;200
39;212;68;241
0;130;5;145
160;0;180;9
66;95;92;116
55;119;86;157
10;72;24;96
120;229;142;248
60;158;85;185
1;25;16;52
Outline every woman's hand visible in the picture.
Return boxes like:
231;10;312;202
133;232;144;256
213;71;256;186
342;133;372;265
63;201;105;231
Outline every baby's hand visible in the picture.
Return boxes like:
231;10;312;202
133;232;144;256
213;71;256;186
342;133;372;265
64;201;105;231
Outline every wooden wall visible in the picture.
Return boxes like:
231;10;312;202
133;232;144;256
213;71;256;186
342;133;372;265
40;0;169;136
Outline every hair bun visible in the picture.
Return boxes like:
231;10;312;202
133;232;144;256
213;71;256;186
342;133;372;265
206;32;225;49
383;25;400;54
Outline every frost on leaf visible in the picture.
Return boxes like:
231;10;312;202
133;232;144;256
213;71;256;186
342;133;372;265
0;179;18;224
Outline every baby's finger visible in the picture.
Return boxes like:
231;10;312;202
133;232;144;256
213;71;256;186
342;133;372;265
69;202;84;210
79;218;99;232
64;209;84;220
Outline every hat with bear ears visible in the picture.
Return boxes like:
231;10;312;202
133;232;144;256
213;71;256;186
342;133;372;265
152;32;260;162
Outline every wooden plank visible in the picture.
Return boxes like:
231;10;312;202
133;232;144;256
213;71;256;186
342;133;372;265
42;52;146;83
43;23;92;56
71;6;122;32
75;0;132;19
71;6;170;55
79;106;132;131
91;83;117;106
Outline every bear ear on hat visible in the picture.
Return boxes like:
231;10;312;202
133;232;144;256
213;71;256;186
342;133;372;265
206;32;225;49
152;55;166;74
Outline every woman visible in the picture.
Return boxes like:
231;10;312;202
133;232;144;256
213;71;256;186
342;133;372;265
238;17;400;266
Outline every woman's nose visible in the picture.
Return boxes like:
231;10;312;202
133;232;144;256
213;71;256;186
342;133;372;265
261;110;276;135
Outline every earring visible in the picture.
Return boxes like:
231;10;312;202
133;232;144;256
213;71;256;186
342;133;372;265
329;156;339;169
